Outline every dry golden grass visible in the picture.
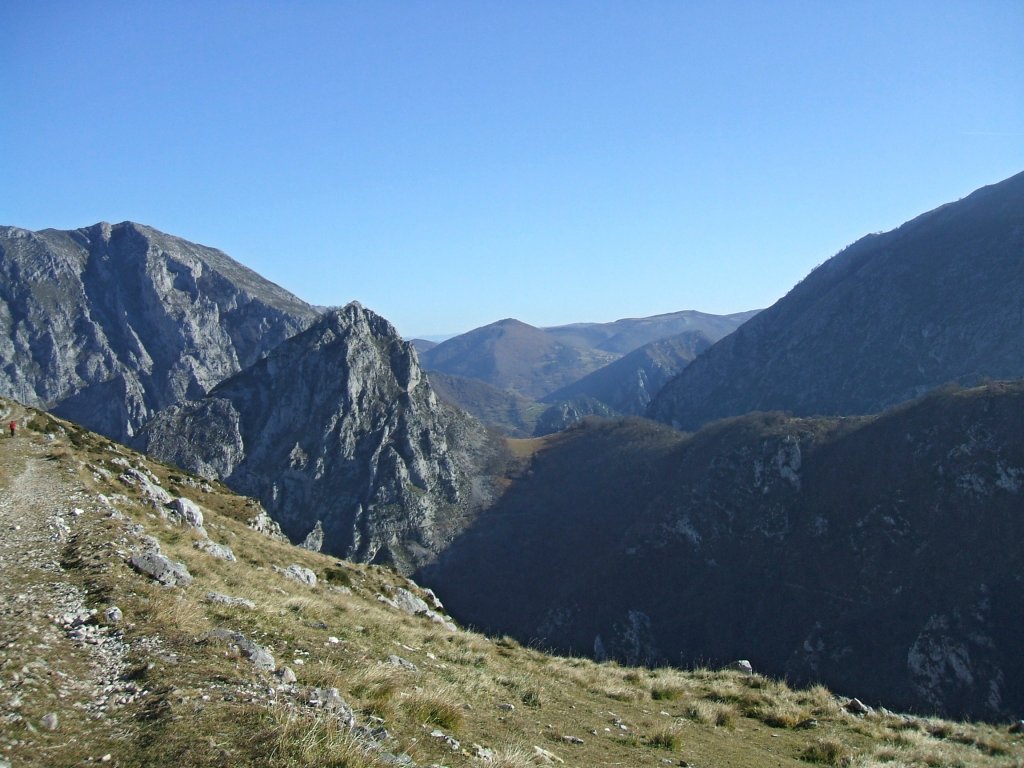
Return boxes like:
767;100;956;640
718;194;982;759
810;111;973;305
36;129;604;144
650;682;687;701
401;685;465;731
801;736;852;764
244;706;388;767
647;722;683;750
685;700;739;728
488;743;536;768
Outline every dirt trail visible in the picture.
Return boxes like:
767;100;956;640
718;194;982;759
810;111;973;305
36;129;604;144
0;406;132;762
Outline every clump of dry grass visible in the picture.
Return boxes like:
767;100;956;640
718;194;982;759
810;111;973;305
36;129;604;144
249;706;386;767
300;659;345;689
755;698;815;729
488;743;535;768
402;686;465;731
651;683;686;701
801;736;851;765
685;700;738;728
798;684;845;719
349;664;406;702
854;723;1020;768
282;595;331;623
602;685;643;703
144;590;210;636
647;723;683;750
498;672;544;708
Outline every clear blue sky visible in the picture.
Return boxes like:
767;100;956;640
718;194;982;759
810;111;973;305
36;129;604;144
3;2;1023;338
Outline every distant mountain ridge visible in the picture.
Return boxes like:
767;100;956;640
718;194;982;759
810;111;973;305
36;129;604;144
419;318;619;400
542;308;759;354
420;309;757;428
0;221;319;442
543;330;715;415
650;170;1024;430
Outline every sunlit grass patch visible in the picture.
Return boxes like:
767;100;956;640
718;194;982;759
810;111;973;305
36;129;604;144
402;686;464;731
801;736;851;765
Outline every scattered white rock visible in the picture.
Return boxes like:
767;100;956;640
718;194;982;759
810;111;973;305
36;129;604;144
275;564;317;586
376;587;457;631
129;551;193;587
206;629;275;671
300;520;324;552
430;729;460;751
205;592;255;610
387;654;418;671
532;745;564;764
119;468;172;507
40;712;59;731
194;538;236;561
168;497;205;530
728;659;754;675
104;606;123;624
472;744;494;761
846;697;873;715
308;687;355;727
247;508;288;541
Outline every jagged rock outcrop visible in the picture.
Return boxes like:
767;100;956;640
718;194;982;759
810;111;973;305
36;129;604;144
532;396;618;437
140;303;498;572
0;221;319;441
421;381;1024;719
649;170;1024;430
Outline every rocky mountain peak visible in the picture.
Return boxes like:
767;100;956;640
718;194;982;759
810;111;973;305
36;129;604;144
140;302;498;572
0;221;319;442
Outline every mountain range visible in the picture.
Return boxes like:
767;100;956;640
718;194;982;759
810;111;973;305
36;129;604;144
420;310;757;434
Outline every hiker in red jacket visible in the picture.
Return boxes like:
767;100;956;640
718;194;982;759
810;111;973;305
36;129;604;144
8;421;15;437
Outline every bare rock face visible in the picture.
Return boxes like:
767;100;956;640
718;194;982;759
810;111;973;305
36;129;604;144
140;303;498;573
0;221;319;442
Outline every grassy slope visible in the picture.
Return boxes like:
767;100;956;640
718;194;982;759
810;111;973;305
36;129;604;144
0;400;1021;768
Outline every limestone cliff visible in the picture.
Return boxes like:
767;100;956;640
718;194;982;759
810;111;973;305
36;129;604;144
140;303;499;573
0;221;319;442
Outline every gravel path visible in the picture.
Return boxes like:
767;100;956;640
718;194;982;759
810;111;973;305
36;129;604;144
0;408;134;762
